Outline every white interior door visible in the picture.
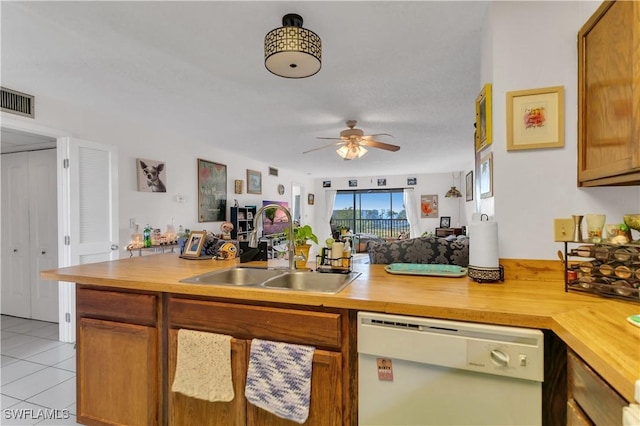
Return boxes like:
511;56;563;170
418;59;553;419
29;149;59;322
1;152;31;317
58;137;119;342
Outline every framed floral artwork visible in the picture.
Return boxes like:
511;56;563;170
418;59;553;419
506;86;564;151
420;194;438;218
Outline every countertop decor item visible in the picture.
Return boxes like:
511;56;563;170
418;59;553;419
468;214;503;283
624;214;640;241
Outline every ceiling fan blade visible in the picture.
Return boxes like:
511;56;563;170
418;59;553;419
363;133;394;139
316;136;347;141
302;141;346;154
360;139;401;152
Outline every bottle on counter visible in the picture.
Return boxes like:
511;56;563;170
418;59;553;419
143;224;152;248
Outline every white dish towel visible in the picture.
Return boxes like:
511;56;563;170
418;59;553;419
245;338;315;424
171;329;234;402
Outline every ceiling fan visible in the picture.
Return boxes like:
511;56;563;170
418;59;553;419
303;120;400;160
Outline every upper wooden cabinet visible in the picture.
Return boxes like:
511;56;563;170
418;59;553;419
577;0;640;186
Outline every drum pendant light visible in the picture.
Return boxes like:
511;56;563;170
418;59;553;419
264;14;322;78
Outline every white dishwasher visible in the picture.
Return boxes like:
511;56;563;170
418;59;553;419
358;312;544;425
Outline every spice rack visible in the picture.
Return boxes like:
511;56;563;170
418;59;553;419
563;241;640;302
315;253;352;273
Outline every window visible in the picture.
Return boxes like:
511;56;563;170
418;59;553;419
332;189;409;239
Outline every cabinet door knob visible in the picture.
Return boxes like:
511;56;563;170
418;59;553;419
111;244;119;251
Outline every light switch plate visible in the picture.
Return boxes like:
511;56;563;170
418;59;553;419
554;218;575;241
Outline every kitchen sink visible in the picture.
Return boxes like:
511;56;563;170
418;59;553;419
261;271;361;293
179;267;285;286
180;267;360;294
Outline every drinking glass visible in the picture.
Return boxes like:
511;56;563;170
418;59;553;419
586;214;606;243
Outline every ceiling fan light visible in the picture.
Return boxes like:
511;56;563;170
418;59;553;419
337;144;367;160
445;186;463;198
264;14;322;79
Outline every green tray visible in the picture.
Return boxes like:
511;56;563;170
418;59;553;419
384;263;468;278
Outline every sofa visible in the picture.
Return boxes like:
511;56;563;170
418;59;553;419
367;235;469;266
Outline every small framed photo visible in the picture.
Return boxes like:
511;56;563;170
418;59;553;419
349;179;358;187
465;171;474;202
247;169;262;194
308;193;315;205
407;177;417;186
322;180;331;188
377;178;387;186
440;216;451;229
182;231;206;258
479;152;494;199
268;167;278;177
234;179;243;194
506;85;564;151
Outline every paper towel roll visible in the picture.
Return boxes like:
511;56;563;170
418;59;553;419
469;219;499;268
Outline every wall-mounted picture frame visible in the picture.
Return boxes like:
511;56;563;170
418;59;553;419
234;179;243;194
136;158;167;192
440;216;451;228
506;85;564;151
197;159;226;222
308;193;315;205
268;167;278;177
182;230;206;258
420;194;438;218
407;177;417;186
377;178;387;186
322;180;331;188
475;83;492;152
349;179;358;187
465;171;474;202
479;152;494;199
247;169;262;194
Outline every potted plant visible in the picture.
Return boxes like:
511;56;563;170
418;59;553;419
285;224;318;268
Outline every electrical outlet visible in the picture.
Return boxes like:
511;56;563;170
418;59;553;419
554;218;575;241
129;218;136;229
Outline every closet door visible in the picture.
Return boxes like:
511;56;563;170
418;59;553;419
1;152;31;317
28;149;58;322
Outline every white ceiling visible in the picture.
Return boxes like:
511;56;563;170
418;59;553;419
1;1;488;177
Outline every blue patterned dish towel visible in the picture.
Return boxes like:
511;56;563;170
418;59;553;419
245;339;315;424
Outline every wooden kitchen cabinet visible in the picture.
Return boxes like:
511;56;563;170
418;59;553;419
567;349;627;426
577;0;640;186
168;297;353;425
76;287;161;426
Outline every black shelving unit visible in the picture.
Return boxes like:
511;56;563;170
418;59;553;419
230;206;257;241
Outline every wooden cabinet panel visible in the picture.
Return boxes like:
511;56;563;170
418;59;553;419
77;286;156;326
568;350;626;426
169;298;342;349
566;399;594;426
77;317;158;426
247;350;343;426
578;0;640;186
168;329;247;426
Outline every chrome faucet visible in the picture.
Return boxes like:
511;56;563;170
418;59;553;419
248;203;299;270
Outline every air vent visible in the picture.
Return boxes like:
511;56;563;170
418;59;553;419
1;87;34;118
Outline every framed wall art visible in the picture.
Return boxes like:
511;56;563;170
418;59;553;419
506;85;564;151
349;179;358;187
308;193;315;205
479;152;494;199
197;159;226;222
137;158;167;192
440;216;451;228
407;177;417;186
465;171;474;202
234;179;243;194
420;194;438;218
475;83;492;152
247;169;262;194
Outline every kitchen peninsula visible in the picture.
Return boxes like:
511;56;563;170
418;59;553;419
42;255;640;425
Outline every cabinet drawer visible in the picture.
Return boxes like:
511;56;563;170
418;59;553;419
169;298;342;349
568;350;625;425
77;287;157;326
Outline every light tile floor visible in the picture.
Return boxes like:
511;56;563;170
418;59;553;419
1;315;77;425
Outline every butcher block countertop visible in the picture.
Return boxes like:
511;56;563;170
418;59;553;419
42;254;640;403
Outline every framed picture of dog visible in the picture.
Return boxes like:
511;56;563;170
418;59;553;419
137;158;167;192
198;159;227;222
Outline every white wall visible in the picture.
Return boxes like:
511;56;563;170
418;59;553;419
6;95;314;256
478;1;639;260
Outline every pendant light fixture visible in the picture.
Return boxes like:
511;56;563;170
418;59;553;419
336;142;367;160
264;13;322;79
445;172;463;198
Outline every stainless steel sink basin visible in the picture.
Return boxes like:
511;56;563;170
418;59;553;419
179;267;285;286
180;267;360;294
262;271;361;293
